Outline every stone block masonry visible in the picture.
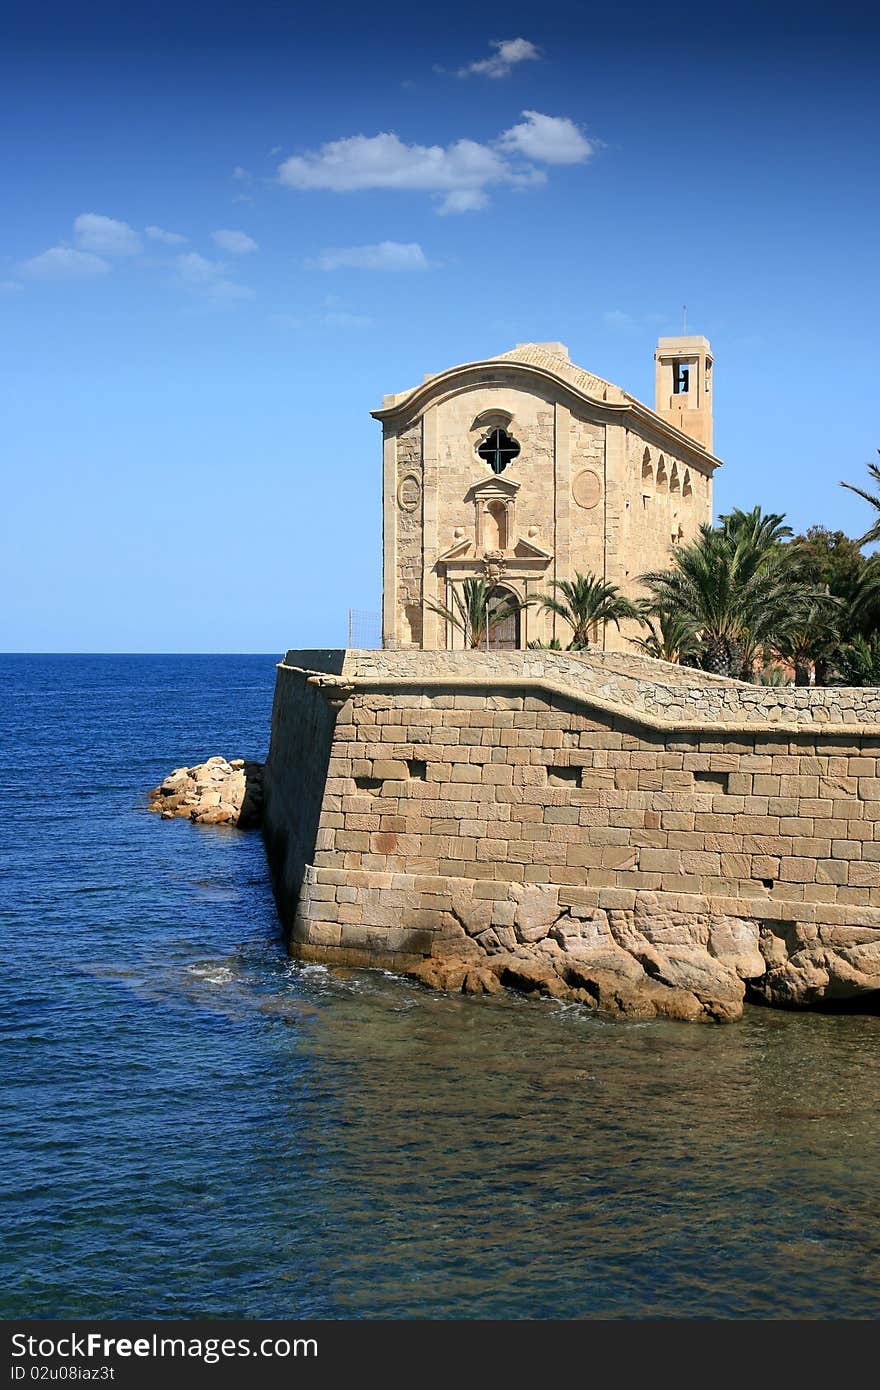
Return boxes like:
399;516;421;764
262;649;880;1021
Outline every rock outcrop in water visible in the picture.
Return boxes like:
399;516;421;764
148;757;263;828
746;919;880;1012
405;895;880;1019
406;895;755;1022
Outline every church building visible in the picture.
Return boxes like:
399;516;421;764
373;336;720;651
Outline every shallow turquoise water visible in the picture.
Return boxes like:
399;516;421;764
1;654;877;1318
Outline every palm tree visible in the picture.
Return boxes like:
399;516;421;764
426;578;528;649
537;571;638;650
840;451;880;546
846;555;880;631
771;593;842;686
718;505;793;551
639;513;811;678
630;603;701;665
756;664;791;687
836;632;880;686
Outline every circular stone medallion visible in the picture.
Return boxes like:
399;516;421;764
572;468;601;509
397;474;421;512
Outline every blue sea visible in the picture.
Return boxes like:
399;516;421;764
1;653;878;1319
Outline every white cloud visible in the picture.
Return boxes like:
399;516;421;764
437;188;489;215
279;131;509;195
175;252;225;283
18;247;111;280
212;229;258;254
232;165;251;180
74;212;142;256
307;241;429;272
277;112;591;214
458;37;540;79
0;280;22;293
206;280;255;303
173;252;252;303
145;225;187;245
500;111;595;164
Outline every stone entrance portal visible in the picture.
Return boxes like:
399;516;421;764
488;588;520;651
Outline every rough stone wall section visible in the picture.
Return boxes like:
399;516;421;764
568;412;605;583
264;650;880;1017
395;421;423;646
330;648;880;729
262;663;343;921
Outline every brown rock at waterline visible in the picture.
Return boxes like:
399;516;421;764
404;930;745;1021
148;756;263;828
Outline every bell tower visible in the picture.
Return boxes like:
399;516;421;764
654;335;713;451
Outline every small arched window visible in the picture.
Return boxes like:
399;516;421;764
478;427;520;474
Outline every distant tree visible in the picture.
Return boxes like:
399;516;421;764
789;526;866;606
538;572;638;650
788;526;877;682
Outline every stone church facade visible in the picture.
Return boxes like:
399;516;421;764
374;335;720;651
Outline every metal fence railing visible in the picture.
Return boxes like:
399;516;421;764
347;608;382;649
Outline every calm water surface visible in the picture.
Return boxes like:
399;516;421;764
1;654;877;1319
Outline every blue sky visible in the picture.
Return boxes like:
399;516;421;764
2;0;878;651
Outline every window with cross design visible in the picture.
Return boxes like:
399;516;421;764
477;427;520;474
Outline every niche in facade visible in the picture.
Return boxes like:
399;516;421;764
484;499;509;550
468;475;519;553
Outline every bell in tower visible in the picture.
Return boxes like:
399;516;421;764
654;335;713;452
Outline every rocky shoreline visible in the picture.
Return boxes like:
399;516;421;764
406;896;753;1021
403;892;880;1020
148;756;263;828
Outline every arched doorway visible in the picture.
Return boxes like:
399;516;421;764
487;586;521;651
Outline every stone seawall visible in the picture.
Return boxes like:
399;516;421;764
262;650;880;1020
262;658;343;922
